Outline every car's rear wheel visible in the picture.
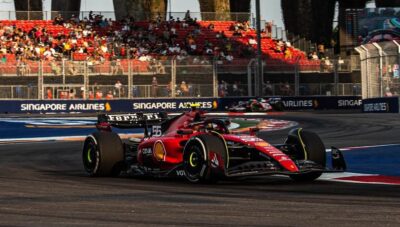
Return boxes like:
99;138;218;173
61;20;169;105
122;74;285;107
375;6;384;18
182;134;227;183
250;103;263;112
272;102;284;111
82;132;125;177
285;128;326;182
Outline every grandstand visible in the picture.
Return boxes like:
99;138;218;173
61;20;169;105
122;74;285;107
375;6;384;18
0;11;360;100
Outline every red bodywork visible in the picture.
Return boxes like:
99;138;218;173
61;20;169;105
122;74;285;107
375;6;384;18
136;110;299;173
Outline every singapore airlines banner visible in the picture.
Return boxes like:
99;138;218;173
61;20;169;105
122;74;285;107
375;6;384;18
0;96;362;114
0;99;219;114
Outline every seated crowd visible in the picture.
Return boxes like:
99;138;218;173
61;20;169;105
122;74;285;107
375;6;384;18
0;11;315;76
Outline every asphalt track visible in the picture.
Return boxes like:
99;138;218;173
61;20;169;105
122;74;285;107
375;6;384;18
1;112;400;226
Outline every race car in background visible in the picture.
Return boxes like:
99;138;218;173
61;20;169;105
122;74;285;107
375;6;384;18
228;97;285;112
82;108;346;183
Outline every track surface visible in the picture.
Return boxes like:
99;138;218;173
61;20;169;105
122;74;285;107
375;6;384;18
1;112;400;226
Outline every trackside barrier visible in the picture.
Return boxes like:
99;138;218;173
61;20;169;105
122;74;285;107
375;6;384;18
0;96;362;114
219;96;362;111
362;97;400;113
0;99;219;114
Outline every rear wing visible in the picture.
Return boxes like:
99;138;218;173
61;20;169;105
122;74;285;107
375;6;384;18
97;112;168;129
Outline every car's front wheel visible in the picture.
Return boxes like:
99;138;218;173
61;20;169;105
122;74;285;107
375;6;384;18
285;128;326;182
182;134;227;183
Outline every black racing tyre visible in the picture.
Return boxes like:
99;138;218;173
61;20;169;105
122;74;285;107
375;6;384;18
250;103;262;112
272;102;284;111
182;134;227;183
82;132;124;177
286;129;326;182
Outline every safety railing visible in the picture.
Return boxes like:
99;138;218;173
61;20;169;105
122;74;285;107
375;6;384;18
0;82;361;100
355;41;400;98
0;85;38;100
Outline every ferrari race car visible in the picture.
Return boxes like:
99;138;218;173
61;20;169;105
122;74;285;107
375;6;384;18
228;98;285;112
82;108;346;183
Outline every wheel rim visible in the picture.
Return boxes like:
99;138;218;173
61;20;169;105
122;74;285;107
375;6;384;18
87;148;93;163
184;144;205;180
83;140;98;173
189;152;199;167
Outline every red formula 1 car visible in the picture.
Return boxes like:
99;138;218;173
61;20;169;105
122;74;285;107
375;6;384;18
82;108;346;183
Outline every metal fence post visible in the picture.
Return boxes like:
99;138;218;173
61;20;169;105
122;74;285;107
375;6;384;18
213;59;218;97
171;59;176;98
84;61;88;99
334;60;339;96
359;45;369;98
62;58;66;84
247;59;256;96
373;42;383;97
38;60;43;100
128;59;132;99
393;40;400;86
295;62;299;96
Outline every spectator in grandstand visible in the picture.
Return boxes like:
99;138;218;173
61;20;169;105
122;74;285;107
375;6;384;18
279;82;292;96
165;81;172;97
88;90;95;100
43;46;55;61
192;56;200;65
155;60;166;74
284;48;293;60
248;38;257;45
69;89;76;99
1;55;6;64
53;14;64;25
17;59;29;76
89;11;94;21
308;51;318;60
138;54;152;62
205;46;213;55
233;29;242;37
264;81;273;95
218;80;228;97
317;44;325;59
114;80;122;97
385;87;393;97
240;45;255;58
216;31;227;40
323;57;333;72
67;61;78;75
46;88;53;99
180;81;189;97
242;21;250;32
225;53;234;63
188;82;195;97
106;91;114;99
184;10;192;21
151;77;158;97
132;85;140;97
110;58;119;75
200;56;211;65
0;55;5;75
176;51;187;63
50;61;62;76
87;57;96;73
95;89;103;99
